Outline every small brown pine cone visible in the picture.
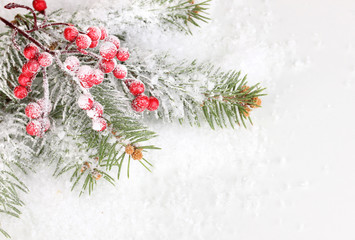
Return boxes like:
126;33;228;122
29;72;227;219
241;86;250;93
256;97;262;107
132;149;143;161
125;144;135;155
80;162;91;173
243;107;251;117
92;170;102;180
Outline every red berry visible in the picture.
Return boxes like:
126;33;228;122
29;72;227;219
77;66;94;88
27;59;40;73
129;80;145;96
87;102;104;118
89;40;99;48
132;95;149;112
99;59;116;73
18;74;32;87
92;117;107;131
100;27;108;40
113;64;127;79
63;26;79;42
32;0;47;12
91;69;104;85
78;94;94;110
147;96;159;111
26;120;42;136
37;98;52;113
64;56;80;71
124;79;135;88
14;85;28;99
116;48;130;62
23;44;39;59
99;42;117;60
86;26;101;41
25;102;42;119
38;52;53;67
76;34;92;49
39;117;51;132
105;35;120;49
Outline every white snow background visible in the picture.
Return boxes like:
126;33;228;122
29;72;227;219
1;0;355;239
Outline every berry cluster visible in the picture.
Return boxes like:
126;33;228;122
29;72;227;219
124;79;159;112
25;99;51;136
77;94;106;131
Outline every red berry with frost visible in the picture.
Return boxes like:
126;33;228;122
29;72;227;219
99;42;117;60
76;34;92;49
113;64;127;79
92;117;107;131
25;102;42;119
23;44;39;59
86;26;101;41
39;117;51;132
18;74;32;87
87;102;104;118
129;80;145;96
26;120;42;136
132;95;149;112
105;35;120;49
78;94;94;110
22;64;35;77
116;48;130;62
77;66;94;88
64;56;80;71
37;98;52;113
147;96;159;111
32;0;47;12
38;52;53;67
14;85;28;99
89;40;99;48
100;27;108;40
91;69;104;85
27;59;40;73
63;26;79;42
124;79;135;88
99;59;116;73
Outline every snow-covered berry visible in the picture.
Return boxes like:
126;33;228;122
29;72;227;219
21;64;36;77
14;85;28;99
32;0;47;12
63;26;79;42
147;96;159;111
64;56;80;71
89;40;99;48
99;42;117;60
116;48;130;62
39;117;51;132
26;120;42;136
86;26;101;41
99;59;116;73
77;66;94;88
23;44;38;59
76;34;92;49
91;69;104;85
129;80;145;96
37;98;52;113
92;117;107;131
105;35;120;49
38;52;53;67
78;94;94;110
25;102;42;119
113;64;127;79
87;102;104;118
100;27;108;40
18;74;32;87
131;95;149;112
27;59;40;73
124;79;135;88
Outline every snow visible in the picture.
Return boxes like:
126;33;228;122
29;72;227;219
1;0;355;239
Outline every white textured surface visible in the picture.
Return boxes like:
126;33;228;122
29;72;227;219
2;0;355;239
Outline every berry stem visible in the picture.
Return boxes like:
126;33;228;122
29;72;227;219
4;3;38;32
11;29;21;51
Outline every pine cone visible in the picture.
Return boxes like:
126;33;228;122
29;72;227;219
241;85;250;93
243;106;251;117
250;97;262;108
132;149;143;161
125;144;135;155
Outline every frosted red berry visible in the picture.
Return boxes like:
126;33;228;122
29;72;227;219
116;48;130;62
76;34;92;49
129;80;145;96
100;27;108;40
38;52;53;67
99;59;116;73
18;74;32;87
23;44;39;59
91;69;104;85
87;102;104;118
26;120;42;136
147;96;159;111
105;35;120;49
77;66;94;88
63;26;79;42
124;79;135;88
92;117;107;131
32;0;47;12
89;40;99;48
99;42;117;60
132;95;149;112
86;26;101;41
78;94;94;110
40;117;51;132
14;85;28;99
25;102;42;119
27;59;40;73
113;64;127;79
64;56;80;71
